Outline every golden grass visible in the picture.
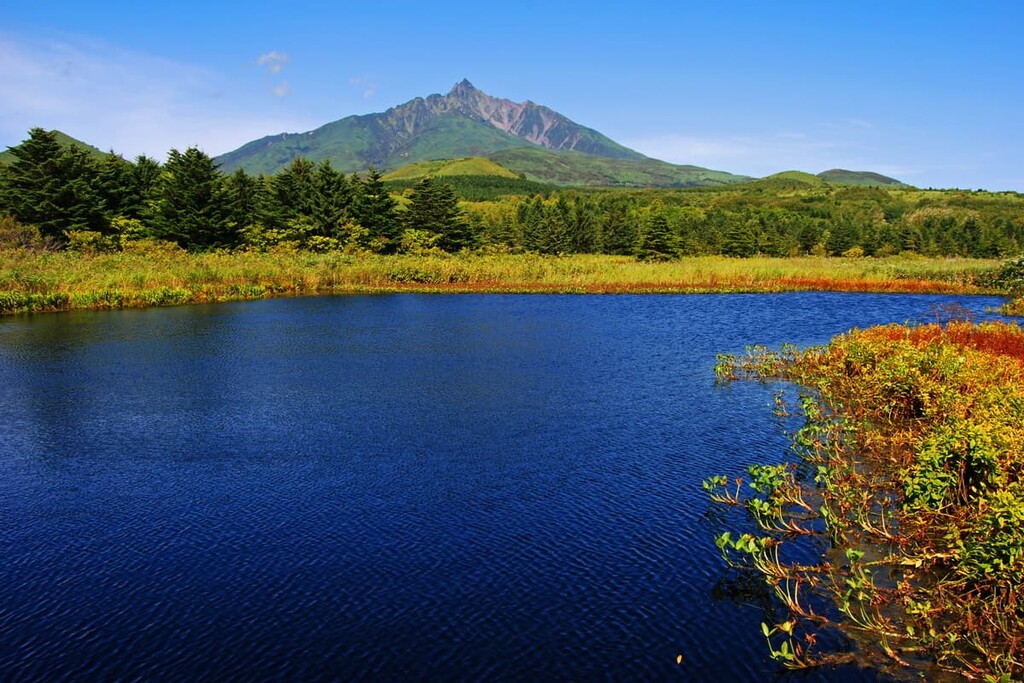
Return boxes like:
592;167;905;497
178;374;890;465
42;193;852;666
0;250;1000;314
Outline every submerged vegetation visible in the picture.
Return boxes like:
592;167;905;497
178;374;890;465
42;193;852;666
709;320;1024;680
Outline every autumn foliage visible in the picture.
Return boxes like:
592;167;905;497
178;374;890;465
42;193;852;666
711;321;1024;679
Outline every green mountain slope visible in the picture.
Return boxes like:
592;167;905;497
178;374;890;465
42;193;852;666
764;170;826;185
817;169;905;187
487;147;748;187
382;157;520;181
1;129;108;164
213;80;747;187
214;79;643;175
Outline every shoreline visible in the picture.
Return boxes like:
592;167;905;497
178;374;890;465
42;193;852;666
0;252;1001;315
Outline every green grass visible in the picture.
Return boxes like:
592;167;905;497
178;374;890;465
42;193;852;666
382;157;520;180
487;147;749;187
817;168;906;187
0;251;999;315
763;170;826;185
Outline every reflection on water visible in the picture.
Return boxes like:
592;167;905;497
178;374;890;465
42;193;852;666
0;293;1008;681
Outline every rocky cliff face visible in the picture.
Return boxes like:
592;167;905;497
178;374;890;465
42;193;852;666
379;80;645;160
215;79;653;175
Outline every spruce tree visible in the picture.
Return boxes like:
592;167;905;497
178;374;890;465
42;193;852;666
151;147;230;249
406;176;472;252
223;168;262;232
597;197;637;255
636;212;676;260
569;196;597;253
0;128;107;241
352;168;400;250
518;196;546;252
261;157;316;230
539;197;571;254
310;161;350;237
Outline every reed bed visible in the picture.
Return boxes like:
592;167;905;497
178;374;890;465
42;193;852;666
0;250;1000;314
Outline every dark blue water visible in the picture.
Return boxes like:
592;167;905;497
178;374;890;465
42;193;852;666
0;293;1009;681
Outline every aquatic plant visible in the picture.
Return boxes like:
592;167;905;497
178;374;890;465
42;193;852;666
706;321;1024;680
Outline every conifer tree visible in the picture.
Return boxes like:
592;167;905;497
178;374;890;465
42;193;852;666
223;167;262;232
518;196;546;252
406;176;472;252
151;147;230;249
597;197;637;255
568;196;598;253
539;197;571;254
352;168;400;250
261;157;316;230
310;161;351;236
0;128;107;241
636;212;676;260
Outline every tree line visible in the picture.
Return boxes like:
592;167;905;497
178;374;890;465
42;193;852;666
2;127;1023;258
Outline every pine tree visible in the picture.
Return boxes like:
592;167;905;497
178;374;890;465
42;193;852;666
636;212;676;260
539;197;571;254
518;196;546;252
352;168;400;250
597;197;637;255
261;157;316;230
223;168;262;232
568;196;598;253
310;161;351;237
406;176;472;252
721;218;757;257
95;153;135;219
151;147;230;249
0;128;108;241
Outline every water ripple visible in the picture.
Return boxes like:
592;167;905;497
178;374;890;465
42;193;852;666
0;293;1006;681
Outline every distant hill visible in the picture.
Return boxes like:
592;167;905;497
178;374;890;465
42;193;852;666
214;80;749;188
762;170;826;186
817;169;905;187
487;147;749;187
380;157;552;200
381;157;520;181
749;169;906;189
0;129;108;164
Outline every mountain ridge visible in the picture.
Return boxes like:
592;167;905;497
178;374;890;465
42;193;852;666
213;80;750;186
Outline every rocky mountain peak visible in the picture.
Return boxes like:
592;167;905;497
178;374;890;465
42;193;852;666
448;78;480;99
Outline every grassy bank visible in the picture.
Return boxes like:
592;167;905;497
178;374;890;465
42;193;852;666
710;322;1024;679
0;251;1000;315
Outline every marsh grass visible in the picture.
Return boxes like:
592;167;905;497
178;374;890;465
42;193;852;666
710;321;1024;680
0;250;1000;314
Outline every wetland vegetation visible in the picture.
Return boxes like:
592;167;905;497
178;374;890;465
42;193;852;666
711;318;1024;680
3;126;1024;680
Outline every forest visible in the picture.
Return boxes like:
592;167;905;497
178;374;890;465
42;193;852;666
2;128;1024;261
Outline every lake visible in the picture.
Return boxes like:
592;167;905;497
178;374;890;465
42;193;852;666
0;293;1009;681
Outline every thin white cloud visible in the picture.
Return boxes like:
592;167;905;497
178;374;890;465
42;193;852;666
349;74;378;99
255;50;291;97
624;132;844;176
256;50;289;74
624;120;914;179
0;34;313;158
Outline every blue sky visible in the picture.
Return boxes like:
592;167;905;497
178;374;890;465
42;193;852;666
2;1;1022;190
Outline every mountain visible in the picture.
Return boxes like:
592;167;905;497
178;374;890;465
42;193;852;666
0;129;108;164
214;80;749;187
816;169;905;187
762;170;826;186
487;147;747;187
381;157;520;181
